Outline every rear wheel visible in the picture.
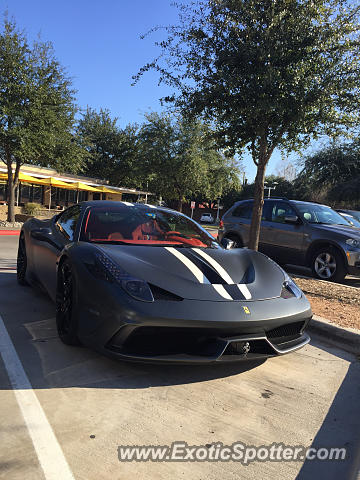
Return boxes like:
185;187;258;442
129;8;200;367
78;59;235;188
17;235;28;285
56;260;81;345
311;247;346;283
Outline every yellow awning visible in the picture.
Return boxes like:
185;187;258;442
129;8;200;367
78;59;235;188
40;177;76;189
70;182;99;192
18;173;51;186
95;185;121;194
0;172;75;189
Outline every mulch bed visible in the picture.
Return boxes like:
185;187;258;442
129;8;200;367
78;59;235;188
292;276;360;330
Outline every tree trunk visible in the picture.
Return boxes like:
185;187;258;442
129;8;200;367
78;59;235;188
6;163;15;223
6;158;20;223
248;136;269;251
177;198;183;212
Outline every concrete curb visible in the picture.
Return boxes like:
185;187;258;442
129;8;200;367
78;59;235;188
308;315;360;356
0;230;20;235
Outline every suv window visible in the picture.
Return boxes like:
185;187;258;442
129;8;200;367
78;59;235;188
56;206;81;240
232;202;253;219
269;201;297;224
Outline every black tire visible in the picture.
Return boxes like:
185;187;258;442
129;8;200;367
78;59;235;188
56;259;81;345
17;235;28;285
224;234;243;248
311;246;347;283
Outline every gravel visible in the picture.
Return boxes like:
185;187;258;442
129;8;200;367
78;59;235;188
292;276;360;330
0;220;23;228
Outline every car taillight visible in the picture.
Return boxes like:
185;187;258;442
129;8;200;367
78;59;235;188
219;220;224;228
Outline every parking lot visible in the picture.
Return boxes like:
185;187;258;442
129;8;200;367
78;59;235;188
0;235;359;480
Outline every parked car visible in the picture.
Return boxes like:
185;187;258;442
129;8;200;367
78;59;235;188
337;211;360;229
17;201;311;363
200;213;215;223
336;209;360;223
218;198;360;282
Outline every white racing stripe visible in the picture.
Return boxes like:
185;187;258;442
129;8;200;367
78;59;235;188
165;247;210;284
0;314;75;480
237;284;252;300
212;284;233;300
193;248;252;300
121;201;134;206
193;248;234;284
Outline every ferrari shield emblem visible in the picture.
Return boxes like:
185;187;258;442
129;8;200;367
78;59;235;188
242;306;251;315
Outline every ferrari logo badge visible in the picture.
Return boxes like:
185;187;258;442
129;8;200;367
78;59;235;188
242;306;251;315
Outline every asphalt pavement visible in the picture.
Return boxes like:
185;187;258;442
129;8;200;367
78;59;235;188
0;236;359;480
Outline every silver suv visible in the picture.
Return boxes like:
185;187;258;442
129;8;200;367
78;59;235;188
218;198;360;282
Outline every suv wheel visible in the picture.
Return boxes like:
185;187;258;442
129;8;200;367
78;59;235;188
311;247;346;283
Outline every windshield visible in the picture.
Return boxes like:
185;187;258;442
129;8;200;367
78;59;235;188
340;214;360;228
295;203;350;226
81;205;218;248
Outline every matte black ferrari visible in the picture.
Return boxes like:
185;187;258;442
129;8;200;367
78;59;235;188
17;201;312;363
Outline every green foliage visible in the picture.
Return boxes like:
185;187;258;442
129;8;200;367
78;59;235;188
297;140;360;205
23;202;41;216
0;17;84;221
77;108;140;187
137;0;360;156
137;112;243;209
298;142;360;188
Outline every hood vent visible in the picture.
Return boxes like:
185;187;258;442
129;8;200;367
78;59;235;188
149;284;183;301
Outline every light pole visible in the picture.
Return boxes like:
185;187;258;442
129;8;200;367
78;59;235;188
264;182;278;198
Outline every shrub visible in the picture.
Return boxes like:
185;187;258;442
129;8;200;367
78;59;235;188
24;202;41;216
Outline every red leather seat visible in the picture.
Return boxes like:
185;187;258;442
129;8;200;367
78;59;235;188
131;221;163;240
108;232;125;240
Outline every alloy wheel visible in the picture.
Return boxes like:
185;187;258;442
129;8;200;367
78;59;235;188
56;263;73;335
314;252;337;279
17;237;27;284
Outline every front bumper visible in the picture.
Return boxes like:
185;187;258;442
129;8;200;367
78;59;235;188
346;250;360;274
76;277;312;363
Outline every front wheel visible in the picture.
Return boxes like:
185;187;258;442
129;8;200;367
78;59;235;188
17;235;28;285
56;260;81;345
311;247;346;283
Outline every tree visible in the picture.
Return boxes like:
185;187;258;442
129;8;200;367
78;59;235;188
77;108;140;187
297;140;360;205
135;0;360;250
298;142;360;188
0;18;83;222
138;112;242;211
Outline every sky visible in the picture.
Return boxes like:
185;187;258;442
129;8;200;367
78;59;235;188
1;0;316;181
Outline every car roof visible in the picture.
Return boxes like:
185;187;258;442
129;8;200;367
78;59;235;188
78;200;175;213
289;200;330;208
337;208;360;214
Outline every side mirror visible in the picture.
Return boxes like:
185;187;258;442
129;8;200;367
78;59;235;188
284;215;300;224
31;228;53;242
221;237;235;249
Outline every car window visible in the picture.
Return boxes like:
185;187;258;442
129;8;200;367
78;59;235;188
80;205;217;248
270;202;297;224
56;206;81;240
232;203;253;219
296;203;349;225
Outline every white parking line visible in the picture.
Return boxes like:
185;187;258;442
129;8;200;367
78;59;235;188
0;314;75;480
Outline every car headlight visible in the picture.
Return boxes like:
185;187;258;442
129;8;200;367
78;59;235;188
281;275;302;299
346;238;360;248
86;252;154;302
